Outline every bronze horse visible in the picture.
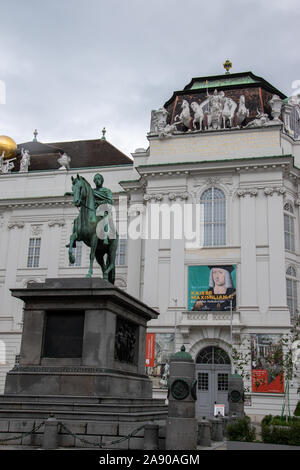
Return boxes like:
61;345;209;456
67;175;118;284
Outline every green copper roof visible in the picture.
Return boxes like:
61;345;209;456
188;75;258;90
172;345;193;362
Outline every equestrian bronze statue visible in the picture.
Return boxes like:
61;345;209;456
65;173;118;284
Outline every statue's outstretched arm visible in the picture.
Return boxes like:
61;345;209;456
64;191;73;196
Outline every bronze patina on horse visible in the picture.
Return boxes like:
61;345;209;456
66;174;118;284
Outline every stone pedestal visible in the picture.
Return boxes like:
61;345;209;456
228;373;245;419
5;278;158;399
165;346;198;450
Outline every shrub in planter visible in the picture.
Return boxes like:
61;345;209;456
262;423;290;445
261;414;272;427
226;416;256;442
261;416;300;446
288;421;300;446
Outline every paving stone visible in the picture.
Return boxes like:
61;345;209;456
158;438;165;450
58;434;75;447
86;422;118;436
101;435;129;450
119;423;144;437
60;421;87;435
128;437;144;450
9;420;35;433
0;421;9;432
75;435;100;448
0;433;23;446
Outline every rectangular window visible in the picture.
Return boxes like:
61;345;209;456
116;238;127;266
284;214;295;252
287;278;298;323
69;241;83;267
217;373;229;391
198;372;209;390
27;238;41;268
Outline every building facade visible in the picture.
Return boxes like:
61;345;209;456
1;71;300;419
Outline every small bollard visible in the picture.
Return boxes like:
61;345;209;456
144;423;159;450
198;417;211;447
42;414;58;450
211;416;223;442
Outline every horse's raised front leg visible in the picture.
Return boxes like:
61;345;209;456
87;234;98;278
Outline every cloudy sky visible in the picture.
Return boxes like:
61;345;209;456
0;0;299;156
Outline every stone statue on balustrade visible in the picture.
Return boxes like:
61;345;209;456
0;151;16;174
149;107;178;138
19;148;30;172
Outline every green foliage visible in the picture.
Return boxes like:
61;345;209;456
294;401;300;417
231;337;251;392
261;414;272;426
272;416;292;426
261;415;300;446
226;416;256;442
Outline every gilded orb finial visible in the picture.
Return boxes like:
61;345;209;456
101;127;106;141
223;59;232;74
0;135;17;160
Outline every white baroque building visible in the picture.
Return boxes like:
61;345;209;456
1;71;300;420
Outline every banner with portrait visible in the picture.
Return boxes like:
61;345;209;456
251;334;284;393
188;265;236;311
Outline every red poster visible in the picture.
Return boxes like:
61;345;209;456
252;370;284;393
145;333;155;367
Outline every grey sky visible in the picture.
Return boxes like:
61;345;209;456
0;0;299;156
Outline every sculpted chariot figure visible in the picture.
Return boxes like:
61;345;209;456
65;173;118;283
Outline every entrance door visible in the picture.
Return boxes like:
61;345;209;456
195;346;231;418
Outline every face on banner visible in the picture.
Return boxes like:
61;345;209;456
188;265;236;311
251;334;284;393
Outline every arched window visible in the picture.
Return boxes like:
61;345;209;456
196;346;230;364
200;188;226;246
284;202;295;252
286;266;298;324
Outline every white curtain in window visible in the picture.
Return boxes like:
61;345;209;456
286;266;298;324
200;188;226;246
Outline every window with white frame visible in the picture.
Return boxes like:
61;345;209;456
286;266;298;324
284;202;295;252
27;238;41;268
200;187;226;246
115;238;127;266
69;241;83;267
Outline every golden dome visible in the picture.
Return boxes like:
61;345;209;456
0;135;18;160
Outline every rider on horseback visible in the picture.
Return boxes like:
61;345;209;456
93;173;114;245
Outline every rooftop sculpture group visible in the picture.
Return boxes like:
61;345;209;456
149;90;287;138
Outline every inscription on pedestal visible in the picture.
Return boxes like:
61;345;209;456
42;311;85;358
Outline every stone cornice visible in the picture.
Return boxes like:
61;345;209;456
236;186;286;197
136;155;293;178
236;188;258;197
7;221;25;230
0;197;74;210
143;191;189;202
48;218;66;227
